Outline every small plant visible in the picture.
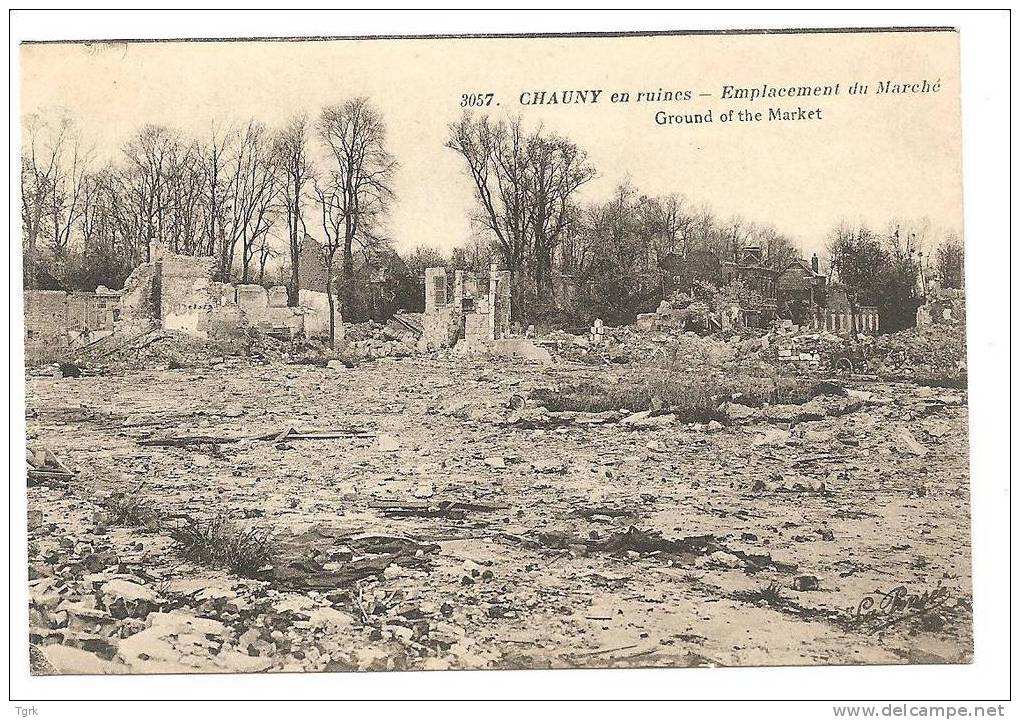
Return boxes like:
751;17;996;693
737;582;787;608
101;492;161;530
172;515;274;577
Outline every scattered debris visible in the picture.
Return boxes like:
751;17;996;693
24;315;972;673
27;444;74;485
274;426;376;442
792;575;820;592
369;499;507;519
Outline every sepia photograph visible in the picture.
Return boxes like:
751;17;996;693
13;14;997;700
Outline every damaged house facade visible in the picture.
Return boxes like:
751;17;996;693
722;245;781;327
722;247;879;333
422;264;512;350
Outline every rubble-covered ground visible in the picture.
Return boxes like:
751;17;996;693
25;340;972;674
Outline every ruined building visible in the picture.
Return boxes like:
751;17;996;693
916;284;966;327
421;265;512;350
24;240;343;363
24;287;122;363
637;250;880;335
113;240;341;341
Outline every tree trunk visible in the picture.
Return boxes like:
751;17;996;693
289;228;300;305
534;250;553;312
288;196;300;306
326;279;337;349
342;237;355;314
241;238;251;284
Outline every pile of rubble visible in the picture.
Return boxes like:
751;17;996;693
24;333;974;671
27;474;473;674
59;328;254;374
750;329;855;373
870;324;968;385
740;322;967;384
542;324;739;367
39;314;430;373
635;298;715;333
342;316;422;360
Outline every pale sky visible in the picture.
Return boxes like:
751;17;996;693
20;31;963;260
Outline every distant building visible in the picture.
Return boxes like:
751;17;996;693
777;253;827;324
721;245;780;327
775;253;879;333
661;249;723;294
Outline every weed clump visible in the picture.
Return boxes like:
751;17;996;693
531;371;828;422
172;515;275;577
737;582;787;608
101;492;161;530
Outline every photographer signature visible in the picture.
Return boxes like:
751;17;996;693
847;583;953;633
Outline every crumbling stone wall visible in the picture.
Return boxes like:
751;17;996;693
424;267;448;315
119;263;158;327
490;269;512;340
422;267;458;349
236;284;270;325
47;241;341;345
25;288;125;362
421;306;459;350
298;235;328;294
298;289;344;341
159;253;219;335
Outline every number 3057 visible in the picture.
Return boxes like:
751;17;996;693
461;93;495;107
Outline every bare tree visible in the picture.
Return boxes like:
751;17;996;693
274;115;312;305
640;193;692;257
21;111;90;286
935;231;964;290
637;193;698;297
450;232;494;274
47;130;91;256
216;122;279;282
751;223;798;270
446;114;533;319
568;182;662;322
257;237;280;286
312;176;345;348
404;245;449;279
120;124;187;258
21;113;67;256
162;139;205;255
722;215;752;261
524;129;595;308
317;98;396;316
199;123;235;258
